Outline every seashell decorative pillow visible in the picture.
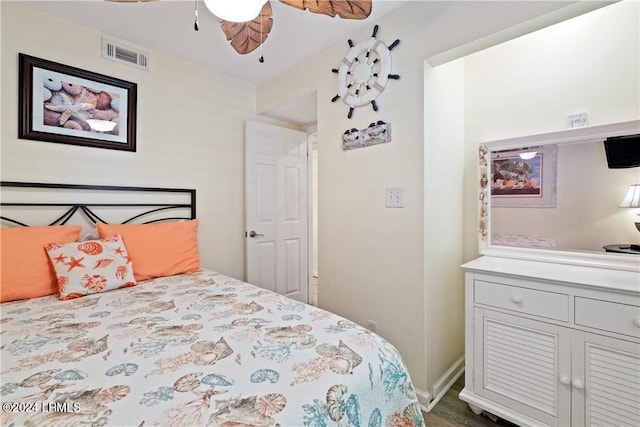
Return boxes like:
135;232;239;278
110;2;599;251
45;234;137;300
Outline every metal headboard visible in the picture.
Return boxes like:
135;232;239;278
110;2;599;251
0;181;196;227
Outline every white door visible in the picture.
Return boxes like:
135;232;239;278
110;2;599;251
572;331;640;427
245;121;309;303
474;308;572;426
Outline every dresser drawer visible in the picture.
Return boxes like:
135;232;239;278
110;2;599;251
474;280;569;321
575;297;640;338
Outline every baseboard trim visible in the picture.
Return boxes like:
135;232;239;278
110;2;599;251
415;387;431;413
424;356;465;413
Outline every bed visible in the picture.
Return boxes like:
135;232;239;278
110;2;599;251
491;233;556;249
0;182;424;427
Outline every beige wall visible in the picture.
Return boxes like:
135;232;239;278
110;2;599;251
0;1;255;279
424;59;466;391
464;0;640;257
256;0;587;393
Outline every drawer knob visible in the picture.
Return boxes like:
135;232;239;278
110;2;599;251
634;318;640;328
511;295;523;305
572;379;584;390
559;375;571;386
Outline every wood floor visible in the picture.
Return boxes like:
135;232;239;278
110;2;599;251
421;376;518;427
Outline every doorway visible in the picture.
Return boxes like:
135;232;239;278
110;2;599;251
245;121;310;303
249;93;319;305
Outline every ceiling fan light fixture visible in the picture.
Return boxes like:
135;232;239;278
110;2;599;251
519;151;537;160
86;119;117;133
203;0;267;22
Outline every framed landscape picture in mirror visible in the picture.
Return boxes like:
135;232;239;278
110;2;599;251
490;144;557;207
18;53;137;152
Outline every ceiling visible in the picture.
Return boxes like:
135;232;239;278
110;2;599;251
20;0;408;86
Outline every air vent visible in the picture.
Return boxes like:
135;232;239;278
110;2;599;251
101;38;149;70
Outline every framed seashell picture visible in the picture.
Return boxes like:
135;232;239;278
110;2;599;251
18;53;137;152
489;144;557;208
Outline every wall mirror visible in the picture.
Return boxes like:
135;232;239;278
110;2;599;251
479;120;640;272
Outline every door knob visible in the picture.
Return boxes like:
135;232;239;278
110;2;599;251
248;230;264;238
559;375;571;386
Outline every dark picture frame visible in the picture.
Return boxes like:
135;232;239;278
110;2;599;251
19;53;137;152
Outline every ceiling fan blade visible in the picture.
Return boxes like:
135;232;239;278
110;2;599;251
220;2;273;55
279;0;371;19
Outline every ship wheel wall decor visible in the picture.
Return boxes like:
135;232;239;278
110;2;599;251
331;25;400;119
106;0;372;56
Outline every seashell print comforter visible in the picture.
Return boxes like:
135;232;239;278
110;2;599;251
1;270;424;426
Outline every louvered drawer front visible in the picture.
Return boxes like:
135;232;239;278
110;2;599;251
575;297;640;338
484;318;559;417
475;280;569;321
585;342;640;427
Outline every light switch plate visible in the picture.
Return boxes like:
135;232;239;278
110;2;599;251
385;187;404;208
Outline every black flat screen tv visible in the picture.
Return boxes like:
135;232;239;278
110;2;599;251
604;134;640;168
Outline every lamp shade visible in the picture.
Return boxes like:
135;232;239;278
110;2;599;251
203;0;267;22
620;184;640;208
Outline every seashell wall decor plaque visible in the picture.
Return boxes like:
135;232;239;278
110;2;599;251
342;121;390;151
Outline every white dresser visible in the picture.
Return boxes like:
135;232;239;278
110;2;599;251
460;256;640;427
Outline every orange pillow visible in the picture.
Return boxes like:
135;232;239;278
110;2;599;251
1;225;82;302
96;220;200;281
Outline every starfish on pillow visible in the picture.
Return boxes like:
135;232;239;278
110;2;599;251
65;256;85;272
